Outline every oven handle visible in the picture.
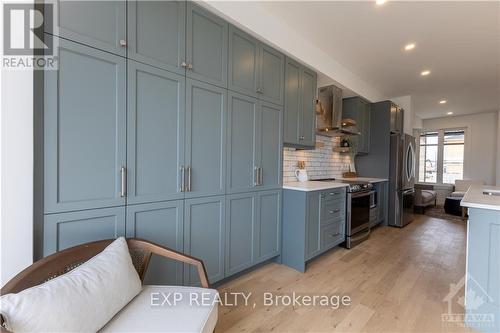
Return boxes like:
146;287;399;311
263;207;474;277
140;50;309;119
350;190;375;199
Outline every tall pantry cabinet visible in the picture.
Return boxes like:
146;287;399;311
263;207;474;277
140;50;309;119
40;1;299;285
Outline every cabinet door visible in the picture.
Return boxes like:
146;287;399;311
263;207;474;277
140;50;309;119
185;79;227;198
305;192;320;260
43;207;125;256
228;26;259;98
226;193;257;275
300;68;317;147
259;45;284;105
186;3;228;88
257;190;281;262
284;58;301;145
184;196;225;284
127;61;185;204
50;1;126;56
360;99;371;154
126;201;183;285
257;102;283;190
227;92;259;194
44;38;126;213
127;0;185;75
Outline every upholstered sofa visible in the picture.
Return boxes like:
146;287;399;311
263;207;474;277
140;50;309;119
450;179;485;198
0;238;218;333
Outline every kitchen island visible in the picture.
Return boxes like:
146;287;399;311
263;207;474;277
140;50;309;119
461;186;500;333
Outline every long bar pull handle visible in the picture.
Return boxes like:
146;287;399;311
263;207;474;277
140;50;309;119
120;166;127;197
180;166;185;192
259;167;263;186
254;167;259;186
187;166;192;192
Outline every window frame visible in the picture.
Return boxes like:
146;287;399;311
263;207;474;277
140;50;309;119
415;127;467;185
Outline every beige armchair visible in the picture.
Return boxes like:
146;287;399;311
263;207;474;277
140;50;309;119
414;184;437;213
450;179;485;198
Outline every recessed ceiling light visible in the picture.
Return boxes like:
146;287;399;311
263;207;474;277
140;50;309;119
439;100;447;104
447;112;454;115
404;43;416;51
420;70;431;76
375;0;386;5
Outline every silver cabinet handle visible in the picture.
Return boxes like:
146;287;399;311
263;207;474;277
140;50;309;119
259;167;263;186
299;136;305;140
329;192;340;196
180;166;185;192
187;63;193;70
187;166;191;192
254;166;259;186
120;166;127;197
256;88;263;94
180;61;187;68
331;232;341;237
329;209;341;214
119;40;127;47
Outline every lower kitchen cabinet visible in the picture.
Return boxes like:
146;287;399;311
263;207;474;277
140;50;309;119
184;196;225;285
126;201;184;285
225;190;281;276
282;187;346;272
43;207;125;256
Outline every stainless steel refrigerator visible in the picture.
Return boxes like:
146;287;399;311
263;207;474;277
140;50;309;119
388;133;416;227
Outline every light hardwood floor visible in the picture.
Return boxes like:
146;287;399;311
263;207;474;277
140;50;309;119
216;215;474;332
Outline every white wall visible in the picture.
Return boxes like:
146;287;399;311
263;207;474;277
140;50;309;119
202;1;385;103
497;110;500;185
413;115;423;130
390;95;414;135
422;111;499;186
0;68;34;286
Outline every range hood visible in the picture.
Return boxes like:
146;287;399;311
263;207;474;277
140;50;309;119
315;85;359;137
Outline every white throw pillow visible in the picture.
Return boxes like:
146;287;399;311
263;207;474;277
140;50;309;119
0;237;142;332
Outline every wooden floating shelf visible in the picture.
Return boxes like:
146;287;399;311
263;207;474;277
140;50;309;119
333;147;351;153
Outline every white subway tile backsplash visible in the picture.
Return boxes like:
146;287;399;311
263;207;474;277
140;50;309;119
283;136;351;183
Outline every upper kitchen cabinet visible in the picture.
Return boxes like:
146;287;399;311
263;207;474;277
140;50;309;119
257;102;283;190
259;45;285;105
229;26;285;104
184;79;227;199
127;0;185;74
342;97;371;154
186;3;228;88
284;57;317;149
49;1;126;56
228;27;259;98
390;103;404;134
44;37;126;214
127;61;186;204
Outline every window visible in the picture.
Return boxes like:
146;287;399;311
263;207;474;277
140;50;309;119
416;128;465;184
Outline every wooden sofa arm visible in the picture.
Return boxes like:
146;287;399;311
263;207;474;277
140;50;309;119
127;238;210;288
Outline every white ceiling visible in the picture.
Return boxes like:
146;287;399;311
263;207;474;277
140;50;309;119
257;1;500;119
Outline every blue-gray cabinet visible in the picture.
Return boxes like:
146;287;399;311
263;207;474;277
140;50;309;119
225;193;257;275
227;93;282;194
49;1;126;56
282;187;346;272
256;190;281;262
126;201;184;285
127;0;185;75
229;26;284;105
226;190;281;276
226;92;259;193
127;61;185;204
184;196;225;284
184;79;227;198
284;57;317;148
186;3;228;88
44;207;125;256
342;97;371;154
44;37;126;214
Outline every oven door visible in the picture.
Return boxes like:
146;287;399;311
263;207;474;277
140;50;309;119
347;191;373;236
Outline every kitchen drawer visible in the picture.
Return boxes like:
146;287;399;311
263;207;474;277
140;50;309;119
320;222;344;250
321;203;345;225
320;189;346;202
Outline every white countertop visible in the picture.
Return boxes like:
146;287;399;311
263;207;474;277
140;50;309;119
461;185;500;211
283;181;349;192
336;177;388;183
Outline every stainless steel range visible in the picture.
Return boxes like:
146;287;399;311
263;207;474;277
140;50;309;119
315;179;375;248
